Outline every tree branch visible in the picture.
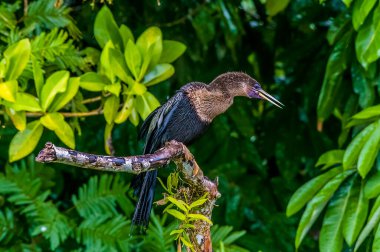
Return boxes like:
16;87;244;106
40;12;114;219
36;140;220;252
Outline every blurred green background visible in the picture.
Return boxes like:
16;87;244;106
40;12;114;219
1;0;380;251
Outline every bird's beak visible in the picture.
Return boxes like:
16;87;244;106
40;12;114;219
258;89;284;109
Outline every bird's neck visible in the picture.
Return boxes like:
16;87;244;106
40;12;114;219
187;84;234;123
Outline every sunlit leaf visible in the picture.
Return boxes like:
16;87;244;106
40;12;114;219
100;41;116;82
3;39;31;80
315;150;345;170
9;120;43;162
40;113;75;148
355;2;380;69
125;40;142;79
351;104;380;120
104;95;120;124
104;82;121;97
342;178;368;246
94;5;123;49
135;92;160;120
166;197;188;213
136;26;162;73
189;198;208;209
188;214;213;225
352;0;377;30
5;107;26;131
357;120;380;178
114;96;134;124
165;209;186;221
32;55;44;97
40;71;70;111
354;196;380;251
364;172;380;199
317;31;352;121
0;80;18;102
286;167;341;217
265;0;290;17
295;170;353;249
343;121;377;169
319;177;354;252
119;24;134;47
159;40;186;64
80;72;109;91
3;92;42;112
143;64;175;86
104;123;114;155
49;77;80;112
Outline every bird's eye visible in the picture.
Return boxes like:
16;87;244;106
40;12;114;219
254;83;261;89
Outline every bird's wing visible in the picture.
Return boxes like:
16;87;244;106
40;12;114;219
139;91;184;153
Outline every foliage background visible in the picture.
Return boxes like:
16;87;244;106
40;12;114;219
1;0;380;251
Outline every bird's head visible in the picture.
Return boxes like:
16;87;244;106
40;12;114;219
211;72;284;109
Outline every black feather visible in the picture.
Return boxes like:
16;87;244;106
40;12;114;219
131;89;210;228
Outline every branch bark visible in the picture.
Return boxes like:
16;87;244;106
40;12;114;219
36;140;220;252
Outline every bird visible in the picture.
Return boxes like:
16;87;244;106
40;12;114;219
131;72;283;228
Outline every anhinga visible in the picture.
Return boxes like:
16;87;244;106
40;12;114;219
131;72;283;227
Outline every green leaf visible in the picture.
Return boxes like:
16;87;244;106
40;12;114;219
341;0;353;8
129;107;139;126
80;72;109;91
166;197;188;213
364;172;380;199
319;177;354;252
265;0;290;17
104;95;120;124
109;47;131;83
0;80;18;102
343;179;369;246
159;40;186;64
9;120;43;162
5;107;26;131
295;170;353;249
343;121;377;169
351;62;375;109
119;24;134;47
104;123;114;155
165;209;186;221
40;71;70;111
3;92;42;112
31;55;44;97
40;113;75;148
351;104;380;120
315;150;345;170
125;40;142;79
100;41;116;82
188;214;213;225
357;120;380;178
136;27;162;72
104;82;121;96
180;235;193;248
373;224;380;252
317;31;352;121
143;64;175;86
355;2;380;69
170;229;184;236
286;167;341;217
49;77;80;112
189;198;208;209
3;39;31;80
354;196;380;251
135;92;160;120
94;5;123;49
114;96;134;124
327;13;351;45
352;0;377;30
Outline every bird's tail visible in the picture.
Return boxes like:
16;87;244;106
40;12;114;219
131;170;157;228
